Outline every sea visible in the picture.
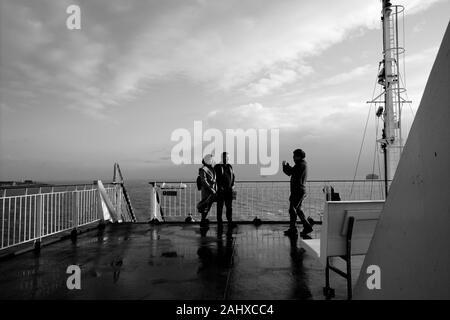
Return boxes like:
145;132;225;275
2;179;386;223
99;180;385;222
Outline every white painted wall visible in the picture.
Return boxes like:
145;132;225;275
354;23;450;299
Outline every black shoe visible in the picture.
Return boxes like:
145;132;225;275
300;224;313;235
307;217;315;226
284;228;298;236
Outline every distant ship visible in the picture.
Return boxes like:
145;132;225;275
365;174;379;180
0;180;50;188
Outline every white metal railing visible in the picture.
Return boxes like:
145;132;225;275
0;184;128;251
152;180;388;222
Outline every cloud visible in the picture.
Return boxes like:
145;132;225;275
401;0;447;15
412;20;427;33
0;0;445;120
0;103;13;113
319;64;374;87
207;91;363;133
244;65;313;97
107;0;384;96
208;103;292;129
399;45;440;111
404;46;439;65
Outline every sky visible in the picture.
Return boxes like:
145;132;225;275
0;0;449;182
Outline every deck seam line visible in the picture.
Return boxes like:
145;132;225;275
222;233;237;300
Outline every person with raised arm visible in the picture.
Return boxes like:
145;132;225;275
282;149;313;237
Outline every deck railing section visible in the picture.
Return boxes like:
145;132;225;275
153;180;388;222
0;183;129;251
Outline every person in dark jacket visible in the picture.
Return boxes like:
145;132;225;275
214;152;236;227
197;154;217;227
282;149;313;236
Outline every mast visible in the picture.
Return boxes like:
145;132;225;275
375;0;410;196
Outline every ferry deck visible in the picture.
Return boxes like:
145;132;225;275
0;222;364;300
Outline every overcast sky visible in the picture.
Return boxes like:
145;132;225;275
0;0;449;182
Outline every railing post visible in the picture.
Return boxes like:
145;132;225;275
96;183;106;230
116;184;122;221
70;190;79;241
34;188;42;252
149;182;162;223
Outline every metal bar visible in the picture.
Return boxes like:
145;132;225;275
7;198;10;247
346;216;355;300
72;191;79;231
50;191;53;234
328;265;348;278
58;193;61;231
46;193;49;236
33;194;37;241
36;192;42;245
325;258;331;291
28;194;32;240
1;197;4;248
13;197;17;245
19;196;22;243
0;182;115;191
24;190;27;241
151;179;390;184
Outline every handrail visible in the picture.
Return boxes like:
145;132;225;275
0;182;115;191
151;179;388;222
0;183;134;252
150;179;392;184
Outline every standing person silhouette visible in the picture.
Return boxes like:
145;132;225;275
214;152;236;228
197;154;217;228
282;149;313;237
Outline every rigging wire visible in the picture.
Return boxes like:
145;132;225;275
350;64;381;197
402;8;406;89
350;104;372;196
397;71;415;142
350;105;373;197
377;144;383;198
370;117;380;199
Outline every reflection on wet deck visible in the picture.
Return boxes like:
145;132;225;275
0;224;363;300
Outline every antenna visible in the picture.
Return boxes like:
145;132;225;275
367;0;411;197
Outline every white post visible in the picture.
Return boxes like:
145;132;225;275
149;183;162;222
116;184;122;222
34;188;42;251
71;190;79;240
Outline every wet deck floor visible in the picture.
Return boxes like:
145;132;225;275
0;224;364;300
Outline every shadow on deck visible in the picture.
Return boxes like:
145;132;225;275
0;223;363;300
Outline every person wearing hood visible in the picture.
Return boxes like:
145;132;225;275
214;152;236;228
197;154;217;227
282;149;313;236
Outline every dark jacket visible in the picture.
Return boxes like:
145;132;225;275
214;163;235;191
282;160;307;201
199;165;216;197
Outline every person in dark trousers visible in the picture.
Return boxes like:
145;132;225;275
214;152;236;228
197;154;217;227
282;149;313;236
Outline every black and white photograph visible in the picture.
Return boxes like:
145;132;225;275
0;0;449;309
